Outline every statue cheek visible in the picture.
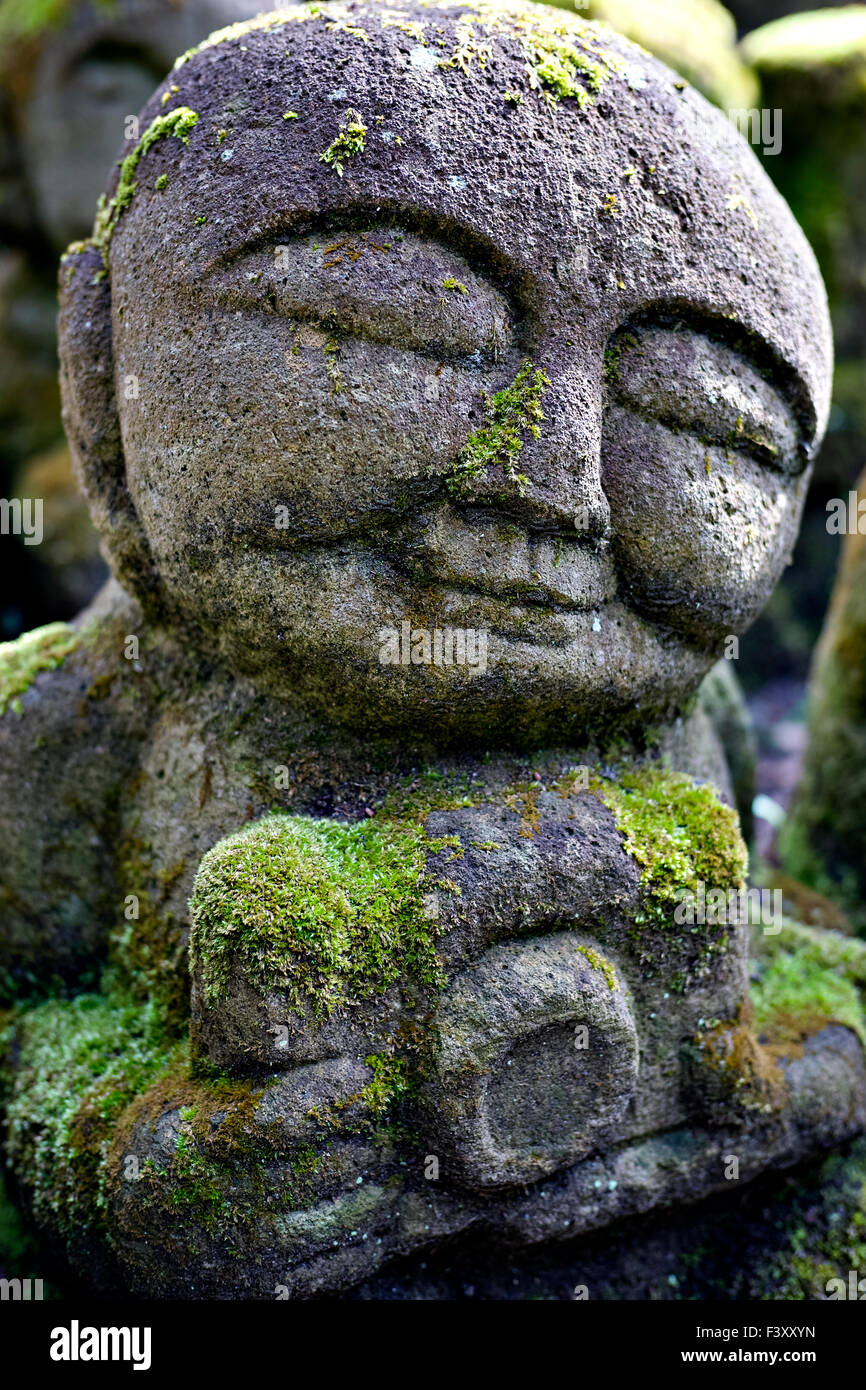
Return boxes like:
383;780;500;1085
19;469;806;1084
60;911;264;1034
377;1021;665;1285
602;413;800;642
128;306;509;541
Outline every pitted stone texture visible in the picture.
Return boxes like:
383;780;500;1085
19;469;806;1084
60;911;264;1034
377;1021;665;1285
550;0;758;109
425;933;639;1187
102;1021;866;1298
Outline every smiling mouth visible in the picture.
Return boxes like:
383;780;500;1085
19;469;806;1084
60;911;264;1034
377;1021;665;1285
402;508;617;613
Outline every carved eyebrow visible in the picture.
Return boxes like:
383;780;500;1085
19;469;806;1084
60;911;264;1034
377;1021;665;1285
194;199;531;292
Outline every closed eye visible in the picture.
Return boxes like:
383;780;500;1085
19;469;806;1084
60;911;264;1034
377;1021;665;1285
198;225;515;367
605;323;803;475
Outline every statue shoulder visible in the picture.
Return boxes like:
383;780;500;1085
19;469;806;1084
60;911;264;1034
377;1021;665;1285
0;581;157;993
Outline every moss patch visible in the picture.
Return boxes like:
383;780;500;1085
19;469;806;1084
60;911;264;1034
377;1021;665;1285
750;918;866;1048
3;994;178;1242
434;4;626;109
106;838;188;1032
319;107;367;177
0;621;78;716
93;106;199;256
687;1011;787;1118
447;358;550;500
190;812;451;1017
592;766;748;921
592;765;748;987
107;1058;293;1239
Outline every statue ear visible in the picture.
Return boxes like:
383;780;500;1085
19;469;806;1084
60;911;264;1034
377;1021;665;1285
58;241;164;611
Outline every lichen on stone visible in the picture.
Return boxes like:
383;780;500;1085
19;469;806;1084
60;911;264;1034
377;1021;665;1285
0;621;78;716
190;812;451;1017
574;943;618;991
172;9;295;70
430;2;626;108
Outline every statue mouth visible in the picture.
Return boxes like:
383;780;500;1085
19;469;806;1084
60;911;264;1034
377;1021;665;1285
403;509;616;614
429;569;611;614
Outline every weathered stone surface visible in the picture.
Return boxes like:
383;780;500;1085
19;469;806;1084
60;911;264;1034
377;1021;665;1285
0;0;858;1300
551;0;759;109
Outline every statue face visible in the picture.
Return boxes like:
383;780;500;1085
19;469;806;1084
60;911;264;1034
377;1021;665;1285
82;2;831;743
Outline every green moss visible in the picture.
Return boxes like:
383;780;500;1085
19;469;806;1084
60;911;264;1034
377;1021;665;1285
750;1142;866;1299
190;812;451;1017
3;994;178;1241
0;621;78;716
442;277;468;293
92;106;199;257
574;944;617;990
377;765;488;821
603;330;640;385
323;334;344;393
435;5;625;108
526;32;611;107
593;766;747;918
319;108;367;177
107;838;188;1031
108;1059;302;1240
331;1053;409;1125
592;765;748;985
447;359;549;500
750;918;866;1047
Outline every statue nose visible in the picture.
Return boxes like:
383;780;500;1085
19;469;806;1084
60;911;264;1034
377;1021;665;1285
448;357;611;539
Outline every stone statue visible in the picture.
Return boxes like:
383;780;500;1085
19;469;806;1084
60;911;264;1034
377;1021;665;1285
1;0;863;1299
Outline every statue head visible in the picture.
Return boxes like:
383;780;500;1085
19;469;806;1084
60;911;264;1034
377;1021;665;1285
59;0;832;746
